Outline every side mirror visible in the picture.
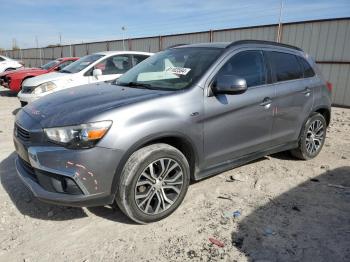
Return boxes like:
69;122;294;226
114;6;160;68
93;68;102;79
54;66;61;71
212;75;247;95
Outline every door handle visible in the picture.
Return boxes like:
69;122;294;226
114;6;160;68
260;97;272;107
301;87;311;96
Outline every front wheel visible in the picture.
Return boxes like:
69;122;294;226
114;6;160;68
115;143;190;224
291;113;327;160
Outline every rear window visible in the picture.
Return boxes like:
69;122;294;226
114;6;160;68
298;56;315;78
268;51;303;82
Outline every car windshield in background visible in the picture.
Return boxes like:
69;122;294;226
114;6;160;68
117;48;223;91
40;60;60;70
60;54;104;73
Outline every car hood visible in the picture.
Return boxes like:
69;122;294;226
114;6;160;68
1;68;47;77
23;82;170;127
22;72;71;86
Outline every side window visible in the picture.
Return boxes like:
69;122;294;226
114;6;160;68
298;56;315;78
94;55;131;75
268;51;303;82
0;57;5;62
216;50;266;87
132;55;149;66
57;60;74;70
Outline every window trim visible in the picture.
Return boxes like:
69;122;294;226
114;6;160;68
297;56;316;78
206;48;270;93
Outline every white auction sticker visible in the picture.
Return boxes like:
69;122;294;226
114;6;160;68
165;67;191;75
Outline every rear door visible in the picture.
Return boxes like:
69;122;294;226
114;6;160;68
265;51;314;145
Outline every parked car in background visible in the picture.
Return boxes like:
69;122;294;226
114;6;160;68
0;57;78;94
17;51;152;106
0;55;23;73
13;40;331;223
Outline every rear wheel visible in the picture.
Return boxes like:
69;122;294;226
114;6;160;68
291;113;327;160
115;143;190;224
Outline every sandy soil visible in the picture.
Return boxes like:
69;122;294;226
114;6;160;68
0;86;349;262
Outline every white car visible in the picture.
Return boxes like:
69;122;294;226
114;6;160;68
0;55;23;73
18;51;153;106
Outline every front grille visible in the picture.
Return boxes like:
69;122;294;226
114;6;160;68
15;124;30;141
21;86;35;94
18;157;38;182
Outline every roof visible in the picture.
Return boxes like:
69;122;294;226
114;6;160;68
172;40;302;52
172;42;230;49
94;51;153;56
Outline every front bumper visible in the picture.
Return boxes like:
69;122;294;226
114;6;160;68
14;138;123;207
17;91;40;103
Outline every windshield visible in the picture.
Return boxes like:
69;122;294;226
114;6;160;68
116;47;223;90
40;60;60;70
60;54;104;73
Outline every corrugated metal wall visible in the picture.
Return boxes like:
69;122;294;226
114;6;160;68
2;17;349;106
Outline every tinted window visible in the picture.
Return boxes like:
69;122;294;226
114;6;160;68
61;54;104;74
132;55;149;66
268;51;303;82
40;60;60;70
298;57;315;78
216;50;266;87
0;57;5;62
95;55;131;75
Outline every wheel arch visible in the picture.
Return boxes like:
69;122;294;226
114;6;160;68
21;75;35;88
314;107;331;127
110;132;199;199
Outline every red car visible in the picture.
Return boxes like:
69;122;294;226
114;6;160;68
0;57;78;93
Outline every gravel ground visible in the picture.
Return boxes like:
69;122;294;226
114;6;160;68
0;86;349;262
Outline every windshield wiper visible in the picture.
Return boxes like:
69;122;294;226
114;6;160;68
117;81;154;89
59;69;71;73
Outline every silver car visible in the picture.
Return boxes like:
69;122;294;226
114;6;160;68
14;40;332;223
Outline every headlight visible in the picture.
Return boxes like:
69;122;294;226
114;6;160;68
44;121;112;149
33;81;57;94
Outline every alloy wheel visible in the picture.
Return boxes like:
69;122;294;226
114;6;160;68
134;158;184;215
305;119;324;154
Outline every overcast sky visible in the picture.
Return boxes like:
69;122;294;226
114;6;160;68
1;0;349;49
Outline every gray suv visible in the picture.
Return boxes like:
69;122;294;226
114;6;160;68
14;40;332;223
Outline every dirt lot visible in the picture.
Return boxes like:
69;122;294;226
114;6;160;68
0;86;349;262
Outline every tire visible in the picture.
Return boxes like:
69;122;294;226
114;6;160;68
116;143;190;224
291;113;327;160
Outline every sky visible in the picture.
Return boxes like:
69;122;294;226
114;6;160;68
0;0;349;49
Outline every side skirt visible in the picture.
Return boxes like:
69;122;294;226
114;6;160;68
194;141;298;181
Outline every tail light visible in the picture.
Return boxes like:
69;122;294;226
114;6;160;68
326;81;333;92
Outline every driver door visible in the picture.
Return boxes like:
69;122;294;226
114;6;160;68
203;50;275;168
87;55;132;84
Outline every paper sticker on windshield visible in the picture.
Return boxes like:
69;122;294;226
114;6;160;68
165;67;191;75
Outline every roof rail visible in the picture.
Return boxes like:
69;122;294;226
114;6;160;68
165;43;188;49
226;40;302;51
